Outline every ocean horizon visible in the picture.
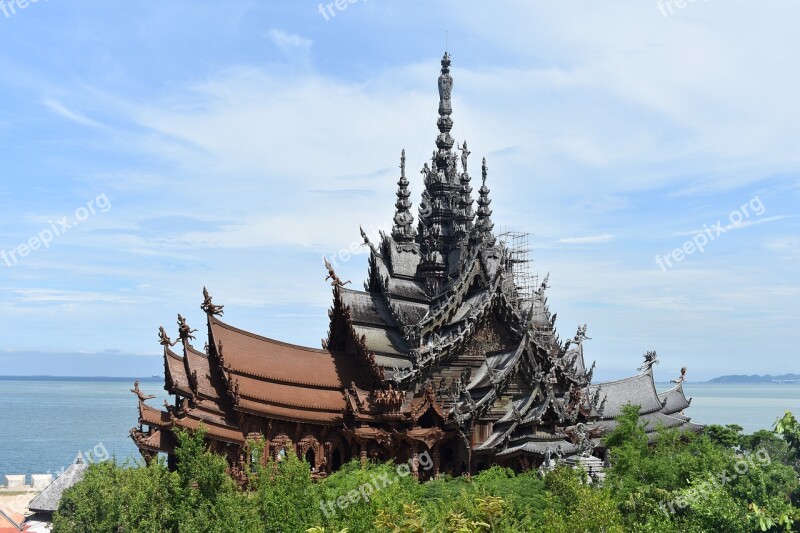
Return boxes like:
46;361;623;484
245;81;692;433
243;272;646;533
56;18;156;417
1;378;798;481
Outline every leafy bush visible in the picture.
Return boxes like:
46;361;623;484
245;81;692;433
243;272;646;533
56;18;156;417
52;412;800;532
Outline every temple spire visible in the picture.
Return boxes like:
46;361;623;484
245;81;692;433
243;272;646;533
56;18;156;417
391;149;415;243
436;52;455;156
416;52;464;292
472;157;495;246
455;140;474;243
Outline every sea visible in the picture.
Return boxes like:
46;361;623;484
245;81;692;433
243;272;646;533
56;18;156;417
0;378;798;481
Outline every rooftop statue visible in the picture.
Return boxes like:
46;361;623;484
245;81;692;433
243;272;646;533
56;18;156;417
460;141;471;174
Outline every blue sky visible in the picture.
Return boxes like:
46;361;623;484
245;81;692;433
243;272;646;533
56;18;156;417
0;1;798;381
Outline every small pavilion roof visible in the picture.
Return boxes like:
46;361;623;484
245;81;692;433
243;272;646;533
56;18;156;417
588;369;663;418
658;382;691;415
28;454;88;514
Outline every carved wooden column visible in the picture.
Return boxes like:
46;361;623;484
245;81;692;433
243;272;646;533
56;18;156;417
432;443;440;477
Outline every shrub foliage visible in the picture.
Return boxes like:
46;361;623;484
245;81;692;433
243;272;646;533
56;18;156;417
52;412;800;532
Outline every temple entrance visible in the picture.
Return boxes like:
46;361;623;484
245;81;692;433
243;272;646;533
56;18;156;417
305;448;316;470
441;445;455;476
331;448;342;471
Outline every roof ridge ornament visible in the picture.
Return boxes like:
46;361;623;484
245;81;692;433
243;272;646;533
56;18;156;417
177;314;197;342
670;366;687;384
638;350;659;372
158;325;178;347
323;257;351;287
131;380;156;402
360;226;380;255
201;287;225;316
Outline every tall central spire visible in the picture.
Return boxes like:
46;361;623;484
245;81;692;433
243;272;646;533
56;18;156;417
436;52;455;155
416;52;476;295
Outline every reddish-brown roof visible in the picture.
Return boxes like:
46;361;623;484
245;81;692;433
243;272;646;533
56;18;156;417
236;398;344;424
184;344;222;400
0;505;26;532
209;315;358;388
172;413;245;444
131;428;175;453
230;371;346;412
139;400;171;427
164;347;193;397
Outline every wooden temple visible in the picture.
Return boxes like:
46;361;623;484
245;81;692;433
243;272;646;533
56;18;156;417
131;52;699;481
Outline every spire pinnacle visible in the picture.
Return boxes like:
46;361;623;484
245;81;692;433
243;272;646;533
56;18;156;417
455;140;474;243
436;52;455;155
472;157;495;246
391;149;415;243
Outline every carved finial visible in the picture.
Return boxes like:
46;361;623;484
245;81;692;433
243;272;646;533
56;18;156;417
131;380;155;401
360;226;379;255
482;157;487;183
670;366;687;384
638;350;659;372
400;148;406;178
323;257;351;287
177;314;197;341
158;326;178;347
201;287;224;316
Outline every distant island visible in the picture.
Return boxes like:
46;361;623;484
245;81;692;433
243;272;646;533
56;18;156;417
707;374;800;384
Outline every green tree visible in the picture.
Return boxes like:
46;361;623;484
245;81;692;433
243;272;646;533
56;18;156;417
252;443;321;533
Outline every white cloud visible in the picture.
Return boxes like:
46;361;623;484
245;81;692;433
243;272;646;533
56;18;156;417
11;289;146;304
264;29;314;63
42;99;105;129
558;234;614;244
724;215;794;231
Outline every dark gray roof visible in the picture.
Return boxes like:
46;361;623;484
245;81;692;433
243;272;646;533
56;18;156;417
340;289;392;327
374;257;429;301
391;300;429;324
387;243;421;277
28;454;88;513
658;383;691;415
496;440;578;458
352;324;411;356
591;411;694;434
467;348;520;390
589;370;663;418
